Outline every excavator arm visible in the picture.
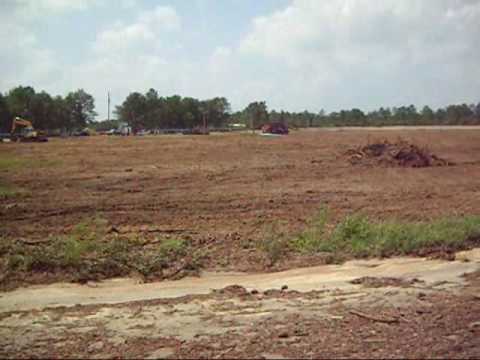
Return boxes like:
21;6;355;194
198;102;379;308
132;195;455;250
11;117;33;134
9;116;47;142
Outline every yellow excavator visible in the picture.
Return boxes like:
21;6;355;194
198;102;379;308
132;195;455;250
10;117;48;142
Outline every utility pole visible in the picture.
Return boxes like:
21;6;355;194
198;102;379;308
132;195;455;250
203;112;207;134
107;91;111;122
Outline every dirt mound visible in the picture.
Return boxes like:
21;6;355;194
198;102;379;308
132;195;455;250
214;285;250;296
345;140;452;167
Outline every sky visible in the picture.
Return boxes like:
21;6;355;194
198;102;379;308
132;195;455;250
1;0;480;120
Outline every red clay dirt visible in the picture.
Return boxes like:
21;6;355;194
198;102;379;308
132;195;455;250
1;271;480;359
1;129;480;279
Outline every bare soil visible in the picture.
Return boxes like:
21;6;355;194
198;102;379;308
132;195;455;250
1;129;480;285
1;260;479;359
1;127;480;359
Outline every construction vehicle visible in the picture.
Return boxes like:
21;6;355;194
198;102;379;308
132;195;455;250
10;117;48;142
261;122;289;135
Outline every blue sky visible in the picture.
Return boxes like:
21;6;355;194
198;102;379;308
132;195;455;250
31;1;288;63
2;0;480;119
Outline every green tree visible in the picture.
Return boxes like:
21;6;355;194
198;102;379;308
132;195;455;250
421;105;435;124
202;97;231;128
51;96;70;131
65;89;97;131
164;95;183;128
115;92;147;131
30;91;55;130
6;86;36;119
435;108;447;124
92;119;120;131
474;102;480;119
446;104;473;124
144;88;161;129
0;93;12;132
245;101;268;129
181;97;201;128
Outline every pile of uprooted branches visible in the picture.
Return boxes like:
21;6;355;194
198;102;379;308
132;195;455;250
345;140;452;167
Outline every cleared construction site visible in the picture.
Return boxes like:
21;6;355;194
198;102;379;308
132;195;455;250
1;128;480;358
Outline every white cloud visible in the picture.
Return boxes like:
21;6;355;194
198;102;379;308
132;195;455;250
93;6;180;54
3;0;101;20
0;22;56;91
234;0;480;111
2;0;480;119
61;5;185;118
120;0;137;9
0;0;103;93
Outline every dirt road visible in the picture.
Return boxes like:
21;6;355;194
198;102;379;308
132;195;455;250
2;249;479;312
1;249;479;358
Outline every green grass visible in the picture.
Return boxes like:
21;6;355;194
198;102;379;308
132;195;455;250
0;154;60;171
0;184;29;199
159;238;187;257
0;184;17;199
291;210;480;259
0;157;28;171
1;217;204;287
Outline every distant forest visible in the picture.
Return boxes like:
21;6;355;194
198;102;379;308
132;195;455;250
1;86;479;133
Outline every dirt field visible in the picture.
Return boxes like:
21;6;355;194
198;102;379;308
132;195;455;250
2;129;480;275
2;128;480;358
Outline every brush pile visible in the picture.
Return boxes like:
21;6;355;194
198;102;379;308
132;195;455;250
345;140;452;167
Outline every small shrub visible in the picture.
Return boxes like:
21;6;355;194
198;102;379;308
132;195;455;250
260;222;289;266
62;236;96;267
291;208;330;253
7;254;26;271
330;215;376;257
159;238;187;258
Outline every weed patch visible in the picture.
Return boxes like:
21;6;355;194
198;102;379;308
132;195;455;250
0;184;21;199
0;178;30;199
0;217;204;289
259;222;289;266
0;157;26;171
0;154;60;171
291;210;480;259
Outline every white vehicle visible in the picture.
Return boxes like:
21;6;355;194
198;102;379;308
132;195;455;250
119;125;132;136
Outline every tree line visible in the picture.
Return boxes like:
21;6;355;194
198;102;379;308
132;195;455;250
0;86;96;133
114;89;230;131
230;102;480;129
1;85;479;133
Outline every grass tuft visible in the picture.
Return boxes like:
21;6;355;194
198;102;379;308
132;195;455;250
291;210;480;259
159;238;187;257
259;221;289;266
0;184;29;199
0;154;60;171
0;157;27;171
1;217;204;288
